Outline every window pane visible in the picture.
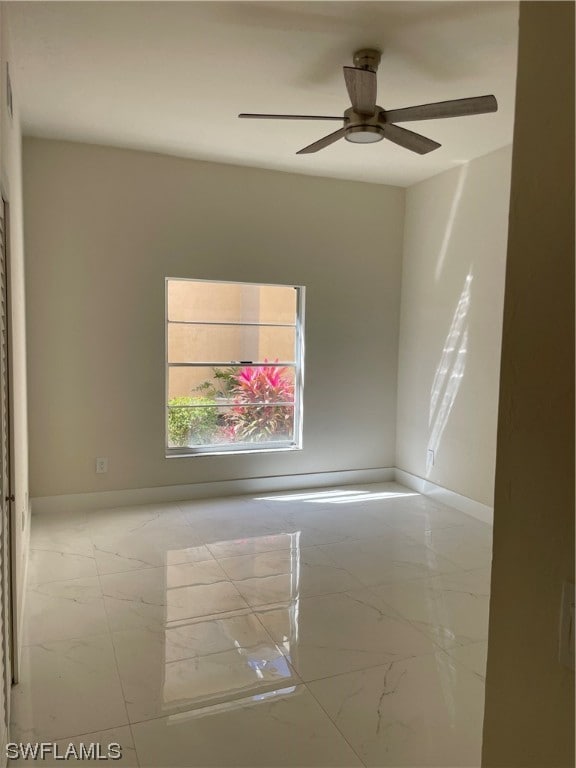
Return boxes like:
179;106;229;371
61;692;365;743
166;278;303;455
168;365;295;406
167;323;295;364
168;405;295;448
168;280;297;325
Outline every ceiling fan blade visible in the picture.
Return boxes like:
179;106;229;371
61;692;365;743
383;95;498;124
239;113;344;121
296;127;347;154
383;123;441;154
343;67;377;115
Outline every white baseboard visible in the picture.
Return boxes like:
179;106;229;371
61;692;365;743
30;467;493;525
31;467;396;515
394;468;493;525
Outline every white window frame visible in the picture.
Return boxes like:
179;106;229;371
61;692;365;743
165;277;305;457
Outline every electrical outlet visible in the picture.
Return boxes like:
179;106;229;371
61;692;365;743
95;457;108;474
559;582;574;670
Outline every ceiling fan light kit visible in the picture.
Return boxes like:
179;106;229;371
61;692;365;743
345;125;384;144
239;48;498;157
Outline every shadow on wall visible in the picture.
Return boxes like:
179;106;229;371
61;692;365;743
427;271;472;475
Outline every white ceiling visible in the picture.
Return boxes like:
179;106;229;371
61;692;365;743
8;1;519;187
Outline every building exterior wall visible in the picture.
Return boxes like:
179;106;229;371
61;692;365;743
167;280;296;399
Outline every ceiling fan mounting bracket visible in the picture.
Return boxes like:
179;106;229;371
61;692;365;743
352;48;382;72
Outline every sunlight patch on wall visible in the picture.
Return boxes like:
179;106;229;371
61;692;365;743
427;272;472;475
434;164;469;283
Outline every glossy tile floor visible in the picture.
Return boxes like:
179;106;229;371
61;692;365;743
12;483;492;766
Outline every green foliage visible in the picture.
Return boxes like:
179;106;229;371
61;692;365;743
212;366;240;394
224;365;294;442
167;396;218;447
180;364;294;447
194;366;239;399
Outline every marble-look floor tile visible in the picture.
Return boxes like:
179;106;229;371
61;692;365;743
206;531;300;560
10;726;138;766
92;527;212;575
23;576;108;645
11;634;128;742
274;507;392;547
112;619;298;722
217;546;332;581
188;517;290;551
115;610;280;662
87;503;186;537
178;496;262;520
406;513;494;544
375;497;478;537
87;504;190;560
372;568;491;649
182;498;289;548
191;499;389;551
444;566;492;594
412;525;493;571
446;640;488;680
30;512;93;559
318;535;461;587
21;484;491;768
309;653;484;767
28;548;98;585
101;562;247;630
31;509;90;529
132;685;362;767
88;499;208;576
256;589;437;682
219;547;363;607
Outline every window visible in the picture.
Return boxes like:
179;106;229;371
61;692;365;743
165;278;305;456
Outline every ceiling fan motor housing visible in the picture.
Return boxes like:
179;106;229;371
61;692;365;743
343;106;385;143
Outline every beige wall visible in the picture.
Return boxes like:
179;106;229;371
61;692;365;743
396;146;512;506
0;3;30;681
23;138;404;496
482;3;575;766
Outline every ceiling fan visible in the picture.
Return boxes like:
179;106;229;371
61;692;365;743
239;49;498;155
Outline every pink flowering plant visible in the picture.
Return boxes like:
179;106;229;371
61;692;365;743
223;362;294;442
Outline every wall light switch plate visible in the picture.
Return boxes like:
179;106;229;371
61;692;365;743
559;581;575;670
95;457;108;474
427;449;435;467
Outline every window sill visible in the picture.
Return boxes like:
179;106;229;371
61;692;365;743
165;444;302;459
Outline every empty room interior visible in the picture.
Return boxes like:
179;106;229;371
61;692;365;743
0;1;573;766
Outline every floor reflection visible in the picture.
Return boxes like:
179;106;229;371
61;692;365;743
161;532;301;711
